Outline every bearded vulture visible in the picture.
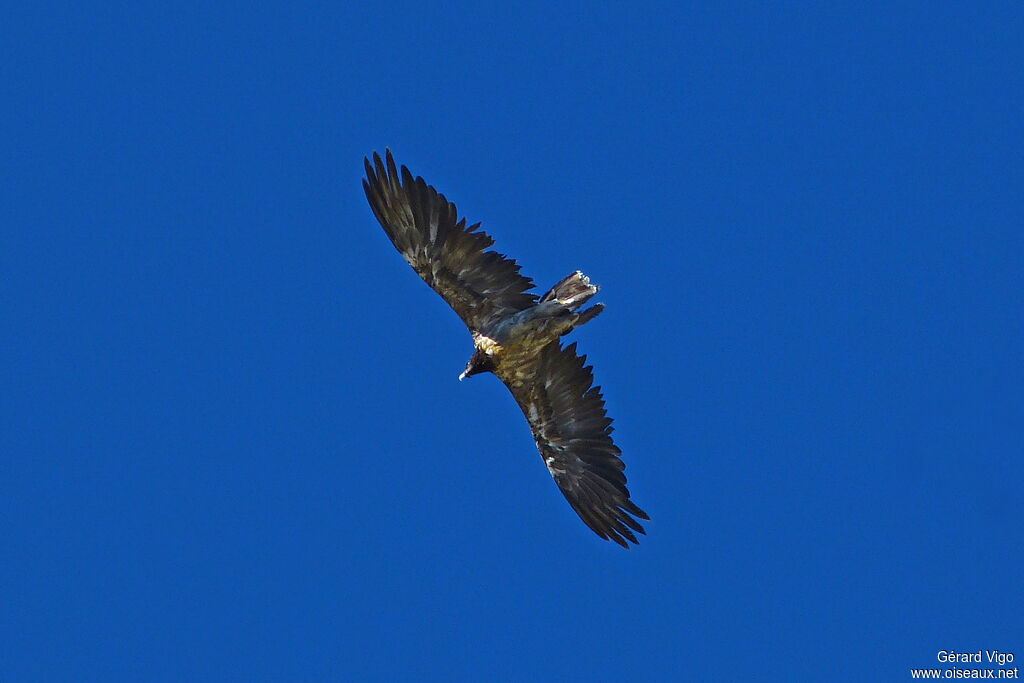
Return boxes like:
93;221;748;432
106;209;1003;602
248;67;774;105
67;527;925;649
363;150;649;547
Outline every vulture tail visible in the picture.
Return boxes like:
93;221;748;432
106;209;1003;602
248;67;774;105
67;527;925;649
541;271;599;308
541;271;604;329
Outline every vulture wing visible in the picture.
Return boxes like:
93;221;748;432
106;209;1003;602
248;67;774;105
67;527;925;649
363;149;537;331
502;342;649;547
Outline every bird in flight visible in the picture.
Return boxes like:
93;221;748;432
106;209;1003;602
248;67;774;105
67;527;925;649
363;150;648;547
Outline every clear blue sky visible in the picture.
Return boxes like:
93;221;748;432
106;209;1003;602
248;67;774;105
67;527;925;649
2;2;1021;680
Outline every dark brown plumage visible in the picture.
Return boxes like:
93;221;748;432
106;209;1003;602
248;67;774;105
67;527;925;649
363;149;648;547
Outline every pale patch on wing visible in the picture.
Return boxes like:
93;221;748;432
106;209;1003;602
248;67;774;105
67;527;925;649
527;401;539;424
544;454;567;476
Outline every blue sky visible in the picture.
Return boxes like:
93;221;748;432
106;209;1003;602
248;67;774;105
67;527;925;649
2;2;1021;680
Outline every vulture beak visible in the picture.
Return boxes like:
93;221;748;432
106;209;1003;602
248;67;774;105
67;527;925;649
458;370;468;381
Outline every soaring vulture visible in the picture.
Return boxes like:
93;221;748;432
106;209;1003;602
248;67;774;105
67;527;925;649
363;150;649;547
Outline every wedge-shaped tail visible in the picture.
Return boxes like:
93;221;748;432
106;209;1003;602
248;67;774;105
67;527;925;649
541;271;597;307
541;271;604;328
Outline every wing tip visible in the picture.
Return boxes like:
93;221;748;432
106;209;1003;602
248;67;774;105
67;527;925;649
363;148;397;183
566;492;649;548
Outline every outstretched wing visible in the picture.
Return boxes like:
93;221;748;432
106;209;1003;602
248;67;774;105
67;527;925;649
503;342;649;547
363;149;537;331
